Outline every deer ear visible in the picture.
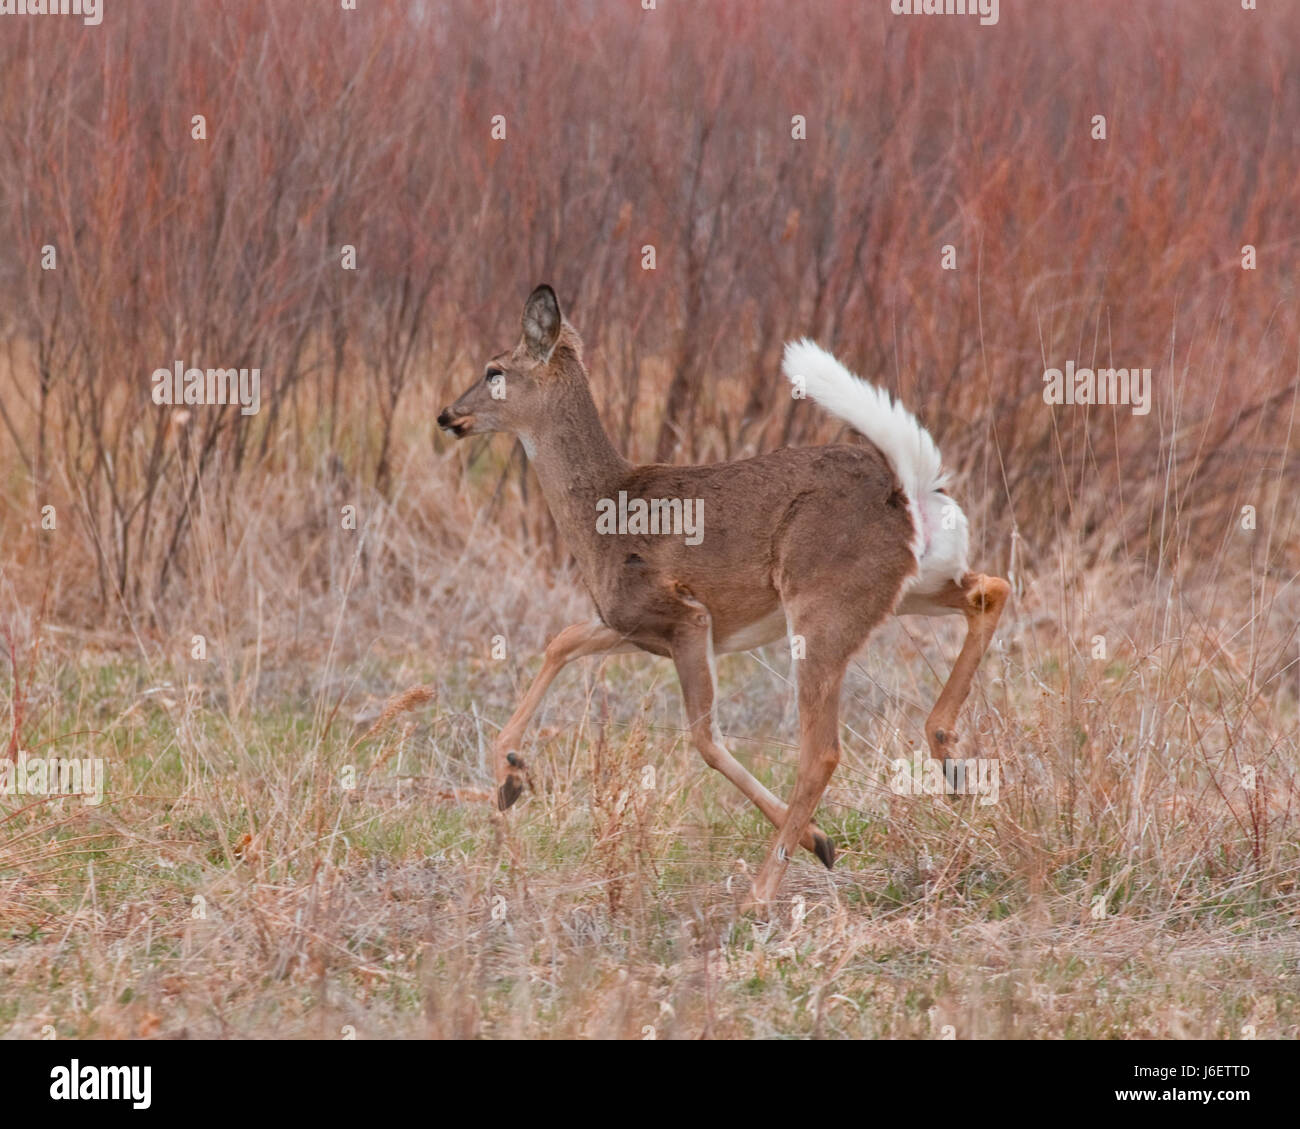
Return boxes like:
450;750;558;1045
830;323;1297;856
522;284;562;361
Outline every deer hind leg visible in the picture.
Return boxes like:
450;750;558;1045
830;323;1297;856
495;619;634;810
670;601;835;867
922;572;1010;766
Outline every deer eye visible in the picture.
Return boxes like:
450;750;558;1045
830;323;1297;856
485;366;504;382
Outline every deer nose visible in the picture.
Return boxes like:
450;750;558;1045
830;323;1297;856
437;408;453;429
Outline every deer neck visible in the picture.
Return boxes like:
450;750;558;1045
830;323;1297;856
520;378;629;575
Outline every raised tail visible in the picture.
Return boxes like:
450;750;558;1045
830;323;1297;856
781;339;968;594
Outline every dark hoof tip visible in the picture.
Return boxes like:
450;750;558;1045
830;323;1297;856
812;832;836;870
497;775;524;811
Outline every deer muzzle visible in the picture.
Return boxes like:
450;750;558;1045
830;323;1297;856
437;407;475;437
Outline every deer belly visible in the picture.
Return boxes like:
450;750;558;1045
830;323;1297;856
714;608;789;654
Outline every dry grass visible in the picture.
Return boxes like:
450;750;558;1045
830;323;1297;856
0;524;1296;1038
1;0;1298;1039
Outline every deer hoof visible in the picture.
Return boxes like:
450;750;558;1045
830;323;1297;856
930;728;958;758
811;831;836;870
497;774;525;811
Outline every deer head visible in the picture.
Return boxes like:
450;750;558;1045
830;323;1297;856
437;284;578;442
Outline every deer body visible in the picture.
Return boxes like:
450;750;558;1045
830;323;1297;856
554;446;914;657
439;286;1009;908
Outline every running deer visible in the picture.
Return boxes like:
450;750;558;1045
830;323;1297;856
438;285;1010;908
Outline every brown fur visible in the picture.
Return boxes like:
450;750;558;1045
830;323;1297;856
439;285;1009;908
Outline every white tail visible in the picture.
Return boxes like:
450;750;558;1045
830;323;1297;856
782;339;969;595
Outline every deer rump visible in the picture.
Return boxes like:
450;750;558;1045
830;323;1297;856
781;340;970;601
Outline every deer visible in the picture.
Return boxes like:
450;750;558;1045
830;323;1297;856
437;285;1010;909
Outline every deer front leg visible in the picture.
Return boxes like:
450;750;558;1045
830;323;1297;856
923;573;1010;766
495;620;633;810
747;657;846;911
671;615;836;868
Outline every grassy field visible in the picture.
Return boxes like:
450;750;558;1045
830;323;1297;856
3;528;1297;1038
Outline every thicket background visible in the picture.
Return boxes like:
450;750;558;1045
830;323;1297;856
1;0;1295;627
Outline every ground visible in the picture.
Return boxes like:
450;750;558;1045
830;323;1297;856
3;576;1296;1040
